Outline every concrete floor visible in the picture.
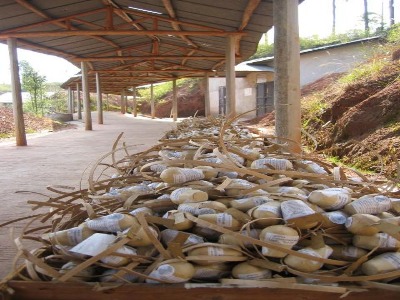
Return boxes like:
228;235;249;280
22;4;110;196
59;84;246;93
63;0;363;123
0;112;176;279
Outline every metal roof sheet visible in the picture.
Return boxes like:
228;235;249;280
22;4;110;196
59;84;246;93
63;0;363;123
0;0;275;94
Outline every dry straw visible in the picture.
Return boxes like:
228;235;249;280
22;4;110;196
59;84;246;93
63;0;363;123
1;114;400;296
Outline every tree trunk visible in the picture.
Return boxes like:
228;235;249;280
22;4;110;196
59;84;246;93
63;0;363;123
332;0;336;35
364;0;369;33
389;0;395;26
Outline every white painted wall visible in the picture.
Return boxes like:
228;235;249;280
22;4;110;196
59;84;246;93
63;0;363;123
208;72;273;119
207;40;378;117
300;41;378;86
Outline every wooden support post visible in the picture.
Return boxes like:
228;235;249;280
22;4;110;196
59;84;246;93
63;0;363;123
172;79;178;121
106;94;109;111
226;35;236;116
71;86;75;114
204;73;210;117
273;0;301;153
81;61;92;130
132;87;137;117
96;72;103;124
67;86;72;113
76;82;82;120
150;83;155;119
8;38;27;146
120;90;126;114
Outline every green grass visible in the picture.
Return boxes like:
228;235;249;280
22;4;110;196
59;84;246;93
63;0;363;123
338;59;387;85
325;155;377;175
326;156;342;165
384;119;400;131
301;92;327;128
387;23;400;44
138;78;201;104
25;128;37;134
0;133;12;139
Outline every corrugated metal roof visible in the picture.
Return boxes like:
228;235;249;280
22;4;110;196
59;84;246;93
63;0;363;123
0;0;275;94
247;36;383;66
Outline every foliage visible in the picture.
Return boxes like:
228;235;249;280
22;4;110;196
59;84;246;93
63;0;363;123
47;91;68;113
386;23;400;44
301;92;327;129
138;78;202;104
0;83;11;94
250;30;374;60
251;20;400;61
20;60;47;116
138;81;172;104
338;59;387;85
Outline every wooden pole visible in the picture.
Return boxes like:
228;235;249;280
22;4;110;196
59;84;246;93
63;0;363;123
96;72;103;124
81;61;92;130
389;0;395;26
106;94;109;111
67;86;72;113
120;90;126;114
71;86;75;114
172;79;178;121
150;83;155;119
76;82;82;120
8;38;27;146
204;73;210;117
273;0;301;153
225;35;236;116
133;87;137;117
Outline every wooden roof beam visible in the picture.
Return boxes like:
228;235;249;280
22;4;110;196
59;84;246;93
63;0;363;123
161;41;223;56
89;76;172;80
161;0;198;49
13;1;119;49
73;55;228;62
88;69;212;74
5;5;106;33
236;0;261;56
120;8;226;32
13;39;77;60
110;60;151;71
103;0;159;42
0;30;244;39
90;42;153;57
212;60;226;71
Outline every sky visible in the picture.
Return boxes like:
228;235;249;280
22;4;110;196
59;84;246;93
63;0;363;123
0;0;398;84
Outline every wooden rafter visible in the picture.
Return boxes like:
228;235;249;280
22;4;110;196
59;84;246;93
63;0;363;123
161;0;198;48
120;8;225;32
13;39;77;60
13;1;119;48
235;0;261;55
72;55;229;62
103;0;159;42
4;0;274;94
0;30;244;39
5;5;105;33
88;69;212;74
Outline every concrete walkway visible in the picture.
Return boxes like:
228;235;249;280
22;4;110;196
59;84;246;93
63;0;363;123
0;112;176;279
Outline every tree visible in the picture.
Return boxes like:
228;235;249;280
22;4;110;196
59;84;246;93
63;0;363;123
363;0;369;32
332;0;336;35
389;0;395;26
20;61;46;116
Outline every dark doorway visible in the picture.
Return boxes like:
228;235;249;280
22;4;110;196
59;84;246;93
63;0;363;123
218;86;226;115
256;81;274;117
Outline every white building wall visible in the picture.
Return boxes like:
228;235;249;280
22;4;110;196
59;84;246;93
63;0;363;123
300;42;376;86
208;72;273;119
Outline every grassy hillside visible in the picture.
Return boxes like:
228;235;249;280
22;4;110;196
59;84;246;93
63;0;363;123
301;38;400;179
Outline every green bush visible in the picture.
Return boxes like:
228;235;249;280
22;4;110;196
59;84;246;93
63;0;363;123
338;59;387;84
387;23;400;44
251;30;376;60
